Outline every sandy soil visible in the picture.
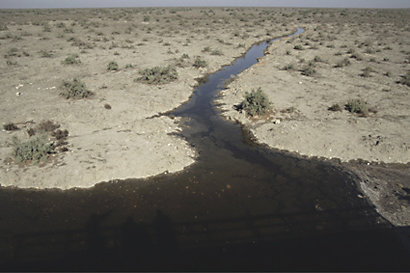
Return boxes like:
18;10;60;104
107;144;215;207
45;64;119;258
0;7;290;189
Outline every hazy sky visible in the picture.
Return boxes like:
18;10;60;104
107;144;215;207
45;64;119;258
1;0;410;9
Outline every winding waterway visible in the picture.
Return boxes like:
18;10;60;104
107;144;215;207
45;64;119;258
1;28;409;271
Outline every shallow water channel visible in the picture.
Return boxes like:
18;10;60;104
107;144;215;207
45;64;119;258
1;28;409;271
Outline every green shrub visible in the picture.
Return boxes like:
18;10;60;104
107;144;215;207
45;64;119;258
240;87;272;117
62;55;80;64
345;99;368;114
10;135;53;164
107;61;119;70
60;78;93;99
193;57;207;68
136;65;178;84
294;44;304;50
401;71;410;87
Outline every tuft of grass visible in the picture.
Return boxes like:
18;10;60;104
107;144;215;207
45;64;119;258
240;87;271;117
107;61;119;71
294;44;304;50
60;78;93;99
136;65;178;84
345;99;368;114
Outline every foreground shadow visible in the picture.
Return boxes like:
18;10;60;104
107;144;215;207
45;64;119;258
2;208;410;271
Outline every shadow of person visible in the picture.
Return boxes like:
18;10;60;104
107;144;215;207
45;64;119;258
152;210;179;262
120;216;153;265
85;211;111;261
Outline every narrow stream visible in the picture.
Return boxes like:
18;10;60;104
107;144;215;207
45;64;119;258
1;28;409;271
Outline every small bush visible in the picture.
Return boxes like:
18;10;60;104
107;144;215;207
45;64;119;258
313;56;323;62
362;67;375;77
345;99;368;114
282;64;294;70
40;50;53;58
62;55;80;64
400;71;410;87
60;78;93;99
3;122;19;131
240;87;272;117
294;44;304;50
335;58;351;68
350;53;363;61
202;46;211;52
211;49;223;56
136;65;178;84
193;57;207;68
37;120;60;133
107;61;119;71
10;135;54;164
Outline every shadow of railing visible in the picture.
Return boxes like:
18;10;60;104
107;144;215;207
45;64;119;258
1;207;409;271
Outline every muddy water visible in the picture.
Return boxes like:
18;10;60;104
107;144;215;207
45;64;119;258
1;28;409;271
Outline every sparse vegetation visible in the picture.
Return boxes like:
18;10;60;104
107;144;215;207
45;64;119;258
240;87;271;117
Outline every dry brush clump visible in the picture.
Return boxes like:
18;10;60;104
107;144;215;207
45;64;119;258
60;78;93;99
135;65;178;84
8;120;69;165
